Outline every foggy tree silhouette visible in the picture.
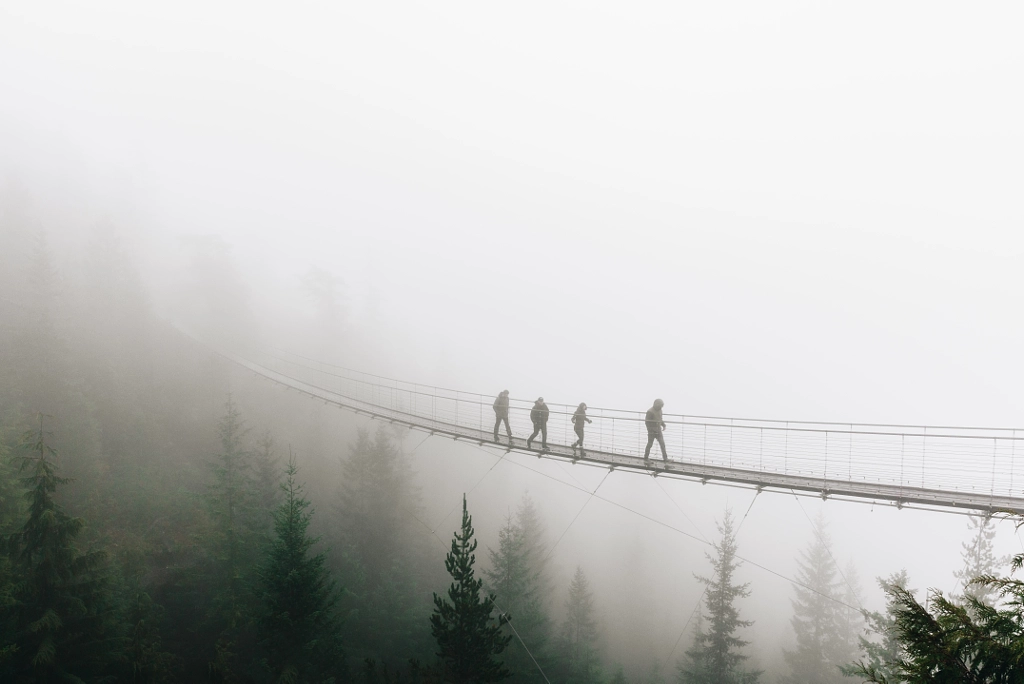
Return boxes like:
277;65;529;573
953;515;1008;607
484;512;552;683
783;513;849;684
431;494;511;684
198;397;271;680
207;397;261;628
840;570;911;683
3;417;118;681
255;456;345;683
334;425;435;662
678;509;760;684
559;566;602;684
850;557;1024;683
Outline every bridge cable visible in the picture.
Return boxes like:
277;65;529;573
654;478;711;544
430;444;509;536
237;351;1007;517
541;469;612;566
457;440;862;612
227;350;879;615
361;416;871;680
215;341;1024;516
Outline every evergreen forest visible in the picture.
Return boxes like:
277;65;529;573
2;199;1024;683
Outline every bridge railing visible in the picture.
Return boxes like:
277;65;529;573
241;346;1023;503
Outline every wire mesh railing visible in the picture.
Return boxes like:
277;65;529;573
240;345;1024;504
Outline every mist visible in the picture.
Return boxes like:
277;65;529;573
1;2;1023;682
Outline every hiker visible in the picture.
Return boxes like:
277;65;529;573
492;390;512;443
644;398;668;461
526;397;549;450
571;402;592;456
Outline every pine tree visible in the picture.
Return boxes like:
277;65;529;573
200;397;269;680
0;430;22;534
430;494;511;684
513;494;555;671
4;417;119;681
122;589;177;683
0;434;19;667
334;426;434;661
853;562;1024;682
207;396;263;629
254;431;281;531
484;514;549;683
841;570;911;682
836;559;865;667
255;456;345;683
516;494;553;608
783;513;847;684
559;566;602;684
953;515;1007;607
678;509;760;684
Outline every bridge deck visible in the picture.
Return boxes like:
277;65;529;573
211;343;1024;516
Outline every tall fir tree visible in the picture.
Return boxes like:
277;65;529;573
199;397;269;680
0;430;21;667
559;566;602;684
678;509;760;684
3;417;120;681
430;495;511;684
783;513;848;684
515;495;554;663
255;456;345;683
837;559;865;667
852;558;1024;683
841;570;911;682
516;494;553;608
953;514;1007;607
484;514;549;684
120;587;177;684
253;431;281;533
334;426;434;662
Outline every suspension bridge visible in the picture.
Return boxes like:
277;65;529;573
205;339;1024;517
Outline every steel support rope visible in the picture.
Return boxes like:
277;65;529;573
183;329;1024;516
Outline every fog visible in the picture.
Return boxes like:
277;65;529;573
1;2;1023;682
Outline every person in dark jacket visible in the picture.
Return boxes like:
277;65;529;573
571;402;592;456
644;398;668;461
493;390;512;443
526;397;549;450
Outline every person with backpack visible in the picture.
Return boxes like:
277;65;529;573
526;397;550;450
492;390;512;443
571;402;592;457
644;398;668;461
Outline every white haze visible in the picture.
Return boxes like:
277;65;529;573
2;0;1023;676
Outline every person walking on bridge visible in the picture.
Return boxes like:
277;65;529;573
644;398;668;461
492;390;512;444
526;397;549;450
571;403;592;457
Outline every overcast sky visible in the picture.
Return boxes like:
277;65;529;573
3;2;1024;659
4;1;1023;426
